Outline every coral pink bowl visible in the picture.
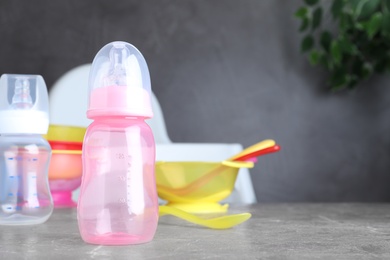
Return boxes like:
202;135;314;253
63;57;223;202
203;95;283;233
48;148;82;208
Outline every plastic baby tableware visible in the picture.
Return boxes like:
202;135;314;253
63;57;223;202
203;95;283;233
157;140;278;196
44;124;86;143
159;205;251;229
156;160;253;214
0;74;53;225
157;160;254;197
48;142;82;208
45;125;85;208
164;139;280;195
233;144;280;162
155;139;281;214
229;139;276;161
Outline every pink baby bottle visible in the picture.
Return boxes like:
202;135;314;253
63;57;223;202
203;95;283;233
77;41;159;245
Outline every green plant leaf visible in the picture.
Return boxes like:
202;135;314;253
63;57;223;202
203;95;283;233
301;35;314;52
320;31;332;51
329;67;349;90
304;0;319;6
300;17;309;32
348;74;359;86
331;0;344;19
355;22;364;30
381;12;390;35
340;13;354;32
295;7;308;19
363;12;383;38
351;57;373;80
338;36;357;54
349;0;361;12
350;0;381;19
330;40;342;64
319;54;332;70
385;0;390;12
312;7;323;30
362;63;373;79
352;56;363;74
309;50;320;65
296;0;389;91
359;0;381;19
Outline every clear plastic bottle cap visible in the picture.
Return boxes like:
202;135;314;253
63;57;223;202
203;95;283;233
0;74;49;134
87;41;153;119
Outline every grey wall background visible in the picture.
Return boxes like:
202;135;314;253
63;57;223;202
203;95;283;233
1;0;390;202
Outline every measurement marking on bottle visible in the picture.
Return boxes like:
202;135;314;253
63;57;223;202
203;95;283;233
9;176;14;179
116;153;125;159
8;193;13;196
6;207;12;210
32;158;38;161
34;206;40;208
7;157;13;160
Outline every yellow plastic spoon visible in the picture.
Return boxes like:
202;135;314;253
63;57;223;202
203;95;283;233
159;205;251;229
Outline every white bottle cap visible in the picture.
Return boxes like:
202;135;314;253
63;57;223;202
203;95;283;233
0;74;49;134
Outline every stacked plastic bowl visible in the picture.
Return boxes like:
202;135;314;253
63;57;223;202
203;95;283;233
44;125;86;207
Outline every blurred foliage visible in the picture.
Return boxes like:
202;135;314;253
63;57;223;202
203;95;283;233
295;0;390;90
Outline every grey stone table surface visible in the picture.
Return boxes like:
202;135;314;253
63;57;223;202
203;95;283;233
1;203;390;260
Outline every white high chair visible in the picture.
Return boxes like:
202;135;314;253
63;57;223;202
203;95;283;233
49;64;257;204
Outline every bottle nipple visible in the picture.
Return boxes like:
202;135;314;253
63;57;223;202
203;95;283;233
11;77;33;109
103;43;131;87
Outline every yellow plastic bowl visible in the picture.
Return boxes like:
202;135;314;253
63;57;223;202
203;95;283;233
155;160;253;213
44;124;86;142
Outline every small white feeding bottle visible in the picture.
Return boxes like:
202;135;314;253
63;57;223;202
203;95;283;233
0;74;53;225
